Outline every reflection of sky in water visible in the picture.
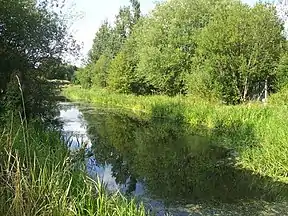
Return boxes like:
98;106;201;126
58;103;146;195
58;102;189;216
58;102;121;191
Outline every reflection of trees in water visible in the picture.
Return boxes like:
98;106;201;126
81;105;288;204
84;111;141;194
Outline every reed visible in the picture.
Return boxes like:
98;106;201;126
0;118;147;216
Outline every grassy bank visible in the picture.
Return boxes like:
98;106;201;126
63;85;288;188
0;118;146;216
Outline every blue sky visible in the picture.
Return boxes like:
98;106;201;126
65;0;270;62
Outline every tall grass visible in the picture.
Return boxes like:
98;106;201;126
63;85;288;186
0;117;147;216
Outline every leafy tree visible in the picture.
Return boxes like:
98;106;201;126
75;66;93;88
107;51;134;93
88;20;113;63
0;0;78;119
130;0;141;25
194;2;284;104
275;51;288;90
38;57;77;81
110;0;141;56
91;55;111;87
107;29;154;95
81;0;142;91
134;0;227;95
88;1;141;64
112;6;133;54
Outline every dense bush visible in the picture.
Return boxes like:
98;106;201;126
75;66;92;88
39;57;77;81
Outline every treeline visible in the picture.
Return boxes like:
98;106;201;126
76;0;288;104
0;0;77;121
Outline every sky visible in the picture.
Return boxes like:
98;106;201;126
64;0;270;64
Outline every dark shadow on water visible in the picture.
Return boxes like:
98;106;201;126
79;102;288;213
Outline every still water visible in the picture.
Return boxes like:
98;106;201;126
58;102;288;216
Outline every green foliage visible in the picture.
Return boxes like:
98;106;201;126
88;20;113;63
275;52;288;90
80;0;142;91
130;0;141;25
88;0;141;64
4;74;59;122
91;55;111;88
185;68;218;100
269;84;288;105
194;3;284;104
107;35;151;94
79;0;288;104
134;0;222;95
107;51;132;93
75;66;92;88
38;57;77;81
0;0;78;119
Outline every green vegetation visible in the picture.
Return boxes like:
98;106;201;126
76;104;288;215
0;0;78;119
2;0;288;214
70;0;288;204
0;120;146;216
0;0;147;215
76;0;288;104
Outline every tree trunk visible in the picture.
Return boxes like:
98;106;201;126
264;78;268;105
243;77;248;102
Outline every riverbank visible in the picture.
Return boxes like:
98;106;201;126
63;85;288;192
0;117;146;215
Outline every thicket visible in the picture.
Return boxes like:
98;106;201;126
76;0;288;104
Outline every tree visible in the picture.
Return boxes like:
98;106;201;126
91;55;111;87
275;50;288;90
194;2;285;104
134;0;227;95
82;0;142;90
75;66;93;89
0;0;78;119
88;20;113;63
130;0;141;25
39;58;77;81
88;1;141;64
111;0;141;56
107;51;131;93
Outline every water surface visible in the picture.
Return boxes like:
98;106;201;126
58;102;288;216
